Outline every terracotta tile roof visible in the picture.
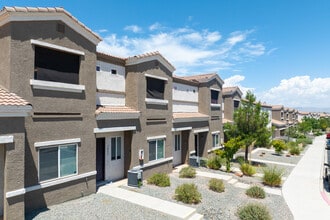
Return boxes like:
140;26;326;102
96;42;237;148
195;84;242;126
96;106;139;114
271;119;287;127
0;87;30;106
179;73;217;82
173;112;209;119
222;86;243;96
0;6;101;42
126;51;176;72
272;105;284;110
222;118;234;124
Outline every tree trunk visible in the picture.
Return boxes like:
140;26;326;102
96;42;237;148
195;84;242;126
244;145;249;162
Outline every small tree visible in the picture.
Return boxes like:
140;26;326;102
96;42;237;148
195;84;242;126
216;137;243;172
232;91;271;161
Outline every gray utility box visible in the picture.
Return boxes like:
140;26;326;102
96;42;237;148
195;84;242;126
127;169;143;187
189;156;199;167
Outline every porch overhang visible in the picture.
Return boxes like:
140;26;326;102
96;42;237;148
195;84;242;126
94;126;136;134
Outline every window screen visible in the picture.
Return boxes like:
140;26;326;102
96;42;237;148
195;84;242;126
34;46;80;84
146;77;165;99
211;90;219;104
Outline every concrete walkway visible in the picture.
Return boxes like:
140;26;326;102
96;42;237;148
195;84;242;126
282;135;330;219
98;180;203;220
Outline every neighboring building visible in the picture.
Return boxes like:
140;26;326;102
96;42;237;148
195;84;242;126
94;51;176;181
272;105;287;138
0;6;101;217
0;88;32;219
173;73;224;164
297;111;310;123
222;86;243;124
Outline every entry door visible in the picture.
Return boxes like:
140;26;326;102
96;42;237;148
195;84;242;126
0;145;4;216
194;134;199;156
105;136;124;181
173;133;182;166
96;138;105;182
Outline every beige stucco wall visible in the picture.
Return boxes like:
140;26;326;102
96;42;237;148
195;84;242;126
6;20;97;213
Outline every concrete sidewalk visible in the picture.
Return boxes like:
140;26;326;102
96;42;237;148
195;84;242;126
98;181;203;220
282;135;330;219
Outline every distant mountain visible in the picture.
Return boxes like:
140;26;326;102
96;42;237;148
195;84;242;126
294;107;330;113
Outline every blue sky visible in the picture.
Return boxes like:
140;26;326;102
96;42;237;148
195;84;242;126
2;0;330;111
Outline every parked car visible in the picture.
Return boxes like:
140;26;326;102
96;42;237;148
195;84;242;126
327;133;330;139
327;139;330;149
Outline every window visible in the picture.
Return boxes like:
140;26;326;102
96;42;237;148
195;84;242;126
211;90;219;104
174;134;181;151
149;139;165;161
234;100;240;110
146;77;165;100
110;137;122;160
34;46;80;84
39;144;77;181
111;69;117;75
212;133;219;148
96;66;100;71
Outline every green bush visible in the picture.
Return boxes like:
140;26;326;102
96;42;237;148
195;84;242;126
237;203;271;220
240;163;256;176
296;137;312;146
272;140;287;154
262;166;284;187
200;157;208;167
246;186;266;199
236;156;245;165
207;156;222;170
179;166;196;178
209;178;225;193
289;145;301;155
174;183;201;204
147;173;170;187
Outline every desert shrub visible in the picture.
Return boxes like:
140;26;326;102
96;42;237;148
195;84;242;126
240;163;256;176
246;186;266;199
207;155;222;170
236;156;245;165
174;183;201;204
179;166;196;178
237;203;271;220
289;145;301;155
147;173;170;187
209;178;225;193
272;139;287;154
200;157;208;167
262;166;284;187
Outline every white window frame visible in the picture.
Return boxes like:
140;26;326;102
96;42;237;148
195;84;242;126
110;136;122;161
38;143;78;183
148;138;165;161
174;134;181;151
212;132;220;148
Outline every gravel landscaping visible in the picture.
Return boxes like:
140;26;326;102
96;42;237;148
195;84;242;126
123;172;293;220
26;144;312;220
26;193;175;220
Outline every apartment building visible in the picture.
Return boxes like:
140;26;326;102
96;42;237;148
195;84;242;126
272;105;288;138
0;88;32;219
0;6;101;217
173;73;224;164
0;6;226;218
222;86;243;124
95;51;176;181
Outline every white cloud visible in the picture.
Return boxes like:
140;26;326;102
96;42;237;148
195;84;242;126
97;25;266;75
149;22;162;31
260;75;330;108
124;25;142;33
